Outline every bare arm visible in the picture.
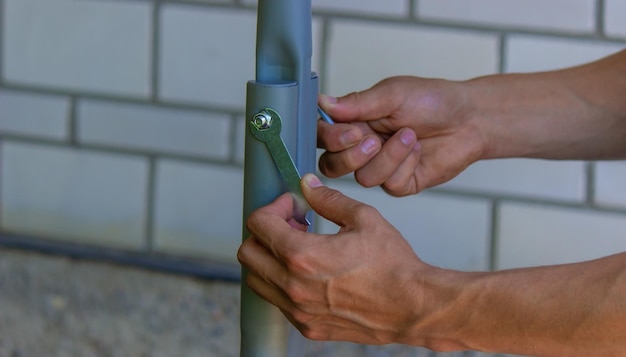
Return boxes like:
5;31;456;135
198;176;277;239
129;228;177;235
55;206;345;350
318;49;626;195
469;49;626;160
425;253;626;356
238;176;626;356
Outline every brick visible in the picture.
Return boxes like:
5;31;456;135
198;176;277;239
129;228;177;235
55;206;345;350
159;5;322;108
153;160;243;262
234;115;246;164
241;0;408;17
312;18;324;75
594;162;626;209
159;5;256;108
312;0;409;17
417;0;596;33
497;203;626;269
243;0;409;16
505;35;625;72
442;159;586;203
605;0;626;38
325;20;498;96
318;180;491;271
77;99;230;160
2;0;152;97
0;89;69;141
0;142;148;249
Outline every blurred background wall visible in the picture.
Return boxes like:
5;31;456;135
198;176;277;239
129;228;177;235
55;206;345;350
1;0;626;356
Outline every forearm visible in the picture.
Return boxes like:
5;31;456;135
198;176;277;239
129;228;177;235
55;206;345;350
416;252;626;356
466;49;626;160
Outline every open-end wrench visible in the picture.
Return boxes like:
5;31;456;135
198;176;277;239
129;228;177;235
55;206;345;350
249;108;311;225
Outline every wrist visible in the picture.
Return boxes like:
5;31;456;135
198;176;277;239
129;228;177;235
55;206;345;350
461;74;518;160
403;265;480;351
462;70;601;161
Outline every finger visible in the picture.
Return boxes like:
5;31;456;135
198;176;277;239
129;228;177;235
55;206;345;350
247;193;307;232
381;141;422;197
318;78;406;123
317;121;363;152
318;135;381;178
246;194;309;257
301;174;375;228
245;272;295;313
254;192;296;222
354;128;418;188
238;236;288;289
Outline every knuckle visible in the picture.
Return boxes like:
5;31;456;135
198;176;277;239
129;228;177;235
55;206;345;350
300;326;328;341
317;125;336;151
355;170;382;187
382;177;411;197
284;281;309;305
282;249;304;271
321;150;365;178
382;138;412;163
283;250;317;279
290;308;313;326
352;204;378;222
245;209;264;233
236;243;249;264
314;185;346;207
318;153;345;178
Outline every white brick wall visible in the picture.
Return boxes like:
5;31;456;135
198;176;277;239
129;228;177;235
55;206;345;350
311;0;408;17
442;159;586;203
0;142;148;249
505;35;625;72
605;0;626;38
2;1;626;355
0;89;69;141
3;0;152;97
594;162;626;209
497;203;626;269
153;160;243;262
417;0;596;33
77;100;231;160
159;5;257;108
326;20;498;95
242;0;409;17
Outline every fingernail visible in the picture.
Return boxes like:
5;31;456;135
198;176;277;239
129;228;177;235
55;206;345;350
400;129;416;146
413;141;422;152
304;174;324;188
320;94;338;105
361;137;379;155
340;129;359;146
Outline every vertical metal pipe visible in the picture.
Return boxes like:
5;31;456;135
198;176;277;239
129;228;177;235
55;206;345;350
241;1;316;356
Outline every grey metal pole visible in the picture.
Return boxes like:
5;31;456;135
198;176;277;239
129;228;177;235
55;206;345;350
241;1;316;357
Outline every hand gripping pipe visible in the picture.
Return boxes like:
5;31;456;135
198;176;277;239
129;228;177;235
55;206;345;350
241;1;317;357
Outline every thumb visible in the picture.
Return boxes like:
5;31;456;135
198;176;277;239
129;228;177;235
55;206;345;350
301;173;370;228
318;78;404;123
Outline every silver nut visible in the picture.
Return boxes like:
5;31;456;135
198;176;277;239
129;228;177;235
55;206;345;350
252;111;273;129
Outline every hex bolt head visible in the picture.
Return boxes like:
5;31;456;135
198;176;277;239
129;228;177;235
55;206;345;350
252;111;273;130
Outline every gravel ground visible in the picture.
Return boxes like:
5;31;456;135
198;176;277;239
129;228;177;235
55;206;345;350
0;249;239;357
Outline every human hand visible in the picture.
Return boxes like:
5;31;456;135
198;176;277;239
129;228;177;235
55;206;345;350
238;174;454;346
239;176;626;354
318;76;486;196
